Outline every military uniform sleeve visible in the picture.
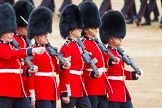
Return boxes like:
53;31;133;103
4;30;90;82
59;44;71;97
0;47;33;60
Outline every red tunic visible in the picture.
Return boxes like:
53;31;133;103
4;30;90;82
0;40;30;98
59;38;87;97
28;44;59;100
103;46;133;102
13;33;27;48
82;36;107;96
13;34;30;96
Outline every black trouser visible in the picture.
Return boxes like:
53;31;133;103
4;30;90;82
121;0;134;18
109;100;133;108
148;0;159;19
99;0;112;16
161;0;162;23
127;0;137;20
26;0;34;6
59;0;72;13
88;95;109;108
61;96;91;108
40;0;55;12
0;0;14;4
36;100;56;108
136;0;149;22
0;96;32;108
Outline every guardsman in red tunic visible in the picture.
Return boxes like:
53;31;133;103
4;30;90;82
99;10;143;108
27;7;60;108
13;0;36;107
59;4;91;108
0;3;45;108
13;0;34;49
78;1;109;108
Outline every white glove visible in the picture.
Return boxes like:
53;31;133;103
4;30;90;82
32;47;45;55
112;57;120;64
28;65;38;73
62;57;71;69
29;89;36;102
66;84;71;97
136;69;144;78
62;61;71;69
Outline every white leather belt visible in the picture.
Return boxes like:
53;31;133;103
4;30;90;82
70;70;83;75
35;72;57;77
86;67;106;73
107;76;125;81
0;69;23;74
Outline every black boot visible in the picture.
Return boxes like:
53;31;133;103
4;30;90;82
126;19;133;24
160;23;162;28
134;18;140;26
151;17;159;22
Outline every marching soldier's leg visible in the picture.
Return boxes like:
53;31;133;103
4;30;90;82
14;98;32;108
120;100;133;108
152;0;159;22
160;0;162;28
36;100;56;108
134;0;148;26
40;0;55;12
0;97;13;108
141;4;151;26
99;0;112;17
75;96;91;108
109;102;121;108
126;10;134;24
121;0;133;19
126;0;137;24
50;0;55;12
147;0;158;22
132;0;137;17
61;97;77;108
59;0;72;14
26;0;35;6
88;96;98;108
98;95;109;108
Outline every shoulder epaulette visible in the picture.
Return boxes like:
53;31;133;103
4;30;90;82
64;40;70;46
82;38;86;43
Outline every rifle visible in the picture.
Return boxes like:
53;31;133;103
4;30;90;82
11;38;34;73
11;38;20;50
24;35;32;47
77;38;99;78
46;42;68;65
93;37;116;61
117;47;141;75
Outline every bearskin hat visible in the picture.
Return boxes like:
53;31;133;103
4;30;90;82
27;7;53;40
0;3;17;36
13;0;34;27
59;4;83;39
78;1;101;29
99;10;126;44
